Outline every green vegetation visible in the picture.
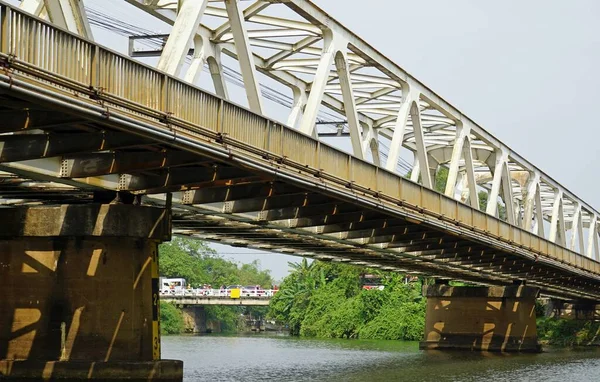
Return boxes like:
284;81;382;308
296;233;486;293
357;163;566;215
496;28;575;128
159;237;273;288
268;259;425;340
160;301;184;334
158;236;274;335
537;317;600;346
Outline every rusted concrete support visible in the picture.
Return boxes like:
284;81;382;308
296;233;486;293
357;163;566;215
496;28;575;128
420;285;541;352
0;204;182;381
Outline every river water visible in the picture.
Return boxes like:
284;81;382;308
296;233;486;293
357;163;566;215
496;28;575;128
162;335;600;382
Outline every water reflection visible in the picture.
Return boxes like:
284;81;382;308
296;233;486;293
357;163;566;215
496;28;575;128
162;335;600;382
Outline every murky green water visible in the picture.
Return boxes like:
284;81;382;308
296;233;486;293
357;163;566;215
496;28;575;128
162;335;600;382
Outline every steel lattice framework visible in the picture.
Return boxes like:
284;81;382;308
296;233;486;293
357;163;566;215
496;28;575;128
1;0;599;299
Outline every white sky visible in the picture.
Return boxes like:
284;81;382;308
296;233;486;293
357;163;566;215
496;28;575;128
12;0;600;281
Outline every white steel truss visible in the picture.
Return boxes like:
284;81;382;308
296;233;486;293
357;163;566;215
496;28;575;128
19;0;600;260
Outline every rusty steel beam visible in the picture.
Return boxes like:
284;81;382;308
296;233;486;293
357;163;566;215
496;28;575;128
0;132;157;163
62;150;206;178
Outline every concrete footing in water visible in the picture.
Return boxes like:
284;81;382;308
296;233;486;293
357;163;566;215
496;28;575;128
419;285;541;352
0;204;183;381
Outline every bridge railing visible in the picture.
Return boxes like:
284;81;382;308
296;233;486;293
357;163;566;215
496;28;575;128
159;289;276;298
1;2;600;279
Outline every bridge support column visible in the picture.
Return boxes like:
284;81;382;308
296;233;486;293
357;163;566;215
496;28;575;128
420;285;541;352
0;204;182;381
182;307;206;334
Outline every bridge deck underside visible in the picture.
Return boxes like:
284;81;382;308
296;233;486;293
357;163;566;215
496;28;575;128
1;90;600;302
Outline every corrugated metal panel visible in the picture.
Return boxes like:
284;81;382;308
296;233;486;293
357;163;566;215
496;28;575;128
378;171;401;200
487;217;499;237
221;103;266;149
530;235;540;253
7;9;92;85
441;198;458;222
473;210;488;232
401;181;422;207
352;159;377;191
282;129;318;168
421;191;439;216
498;222;510;241
457;204;472;226
266;123;284;156
319;145;349;180
97;48;162;110
167;80;220;131
511;227;521;245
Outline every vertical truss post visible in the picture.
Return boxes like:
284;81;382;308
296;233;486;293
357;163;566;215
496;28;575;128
587;215;599;260
298;30;335;136
569;203;585;253
486;150;506;217
534;181;545;238
224;0;264;114
523;173;539;232
410;153;420;182
362;122;380;166
428;156;439;188
384;86;412;172
410;100;432;188
463;138;479;209
549;190;566;246
157;0;209;77
444;123;468;198
500;161;516;225
207;55;229;99
287;85;307;128
334;49;363;159
185;35;209;84
184;35;229;99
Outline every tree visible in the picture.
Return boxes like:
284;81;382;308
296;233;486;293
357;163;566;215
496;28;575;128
159;236;274;288
269;260;425;340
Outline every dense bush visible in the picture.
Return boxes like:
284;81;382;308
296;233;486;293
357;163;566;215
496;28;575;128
160;302;184;334
159;237;274;289
537;317;600;346
269;260;426;341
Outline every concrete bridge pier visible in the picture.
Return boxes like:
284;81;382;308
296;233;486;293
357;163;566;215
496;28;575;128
0;204;183;381
182;307;207;334
420;284;541;352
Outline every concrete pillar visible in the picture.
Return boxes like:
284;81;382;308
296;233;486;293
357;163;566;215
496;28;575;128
420;285;541;352
0;204;182;381
182;307;206;334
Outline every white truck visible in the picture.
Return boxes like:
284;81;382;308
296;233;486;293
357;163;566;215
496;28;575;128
160;277;187;295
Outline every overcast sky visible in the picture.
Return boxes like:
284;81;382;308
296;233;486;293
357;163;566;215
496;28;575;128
20;0;600;281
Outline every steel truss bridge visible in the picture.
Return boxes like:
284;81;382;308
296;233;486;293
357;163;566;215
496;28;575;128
1;0;600;301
